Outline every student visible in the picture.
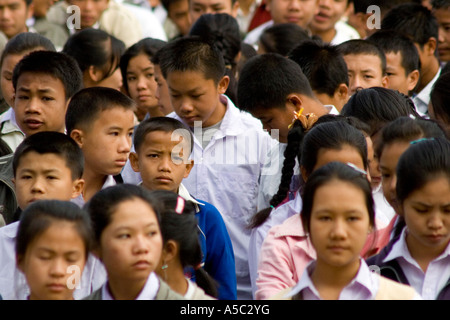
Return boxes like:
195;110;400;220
429;68;450;137
0;50;83;225
367;138;450;300
381;3;441;117
15;200;92;300
432;0;450;63
188;0;239;26
151;48;174;116
374;116;447;248
63;28;125;92
161;0;192;39
156;36;275;299
0;32;56;153
243;0;319;49
337;39;389;95
367;30;421;97
309;0;359;45
83;184;185;300
152;190;217;300
0;131;106;300
256;23;310;56
288;39;350;112
65;87;136;207
271;161;421;300
128;116;237;300
120;37;167;122
0;0;33;39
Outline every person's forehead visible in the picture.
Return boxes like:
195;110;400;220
189;0;231;7
344;54;383;70
0;0;27;7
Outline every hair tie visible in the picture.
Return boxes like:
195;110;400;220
175;196;185;214
410;137;434;145
194;262;205;270
346;162;368;178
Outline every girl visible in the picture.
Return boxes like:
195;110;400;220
15;200;92;300
119;38;168;122
367;138;450;300
62;28;125;91
152;190;217;300
83;184;184;300
250;118;385;299
272;162;420;300
429;71;450;137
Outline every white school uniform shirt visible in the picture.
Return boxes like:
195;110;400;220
412;67;441;118
0;221;107;300
330;20;360;45
167;95;277;300
101;272;159;300
383;227;450;300
71;175;117;208
0;108;24;153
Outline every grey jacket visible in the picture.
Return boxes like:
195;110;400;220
0;154;16;225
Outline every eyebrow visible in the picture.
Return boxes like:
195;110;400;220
17;87;56;94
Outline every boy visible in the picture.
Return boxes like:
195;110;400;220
337;39;389;96
367;30;421;97
161;0;192;39
0;50;83;225
65;86;136;206
0;131;106;300
156;36;275;299
381;2;441;116
0;0;33;39
288;40;350;112
129;116;237;300
431;0;450;62
189;0;239;25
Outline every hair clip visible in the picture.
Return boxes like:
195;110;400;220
410;137;434;145
288;107;304;129
175;196;185;214
346;162;368;177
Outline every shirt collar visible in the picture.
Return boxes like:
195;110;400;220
177;183;203;212
2;221;19;239
102;272;160;300
413;67;442;115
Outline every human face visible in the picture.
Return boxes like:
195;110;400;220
433;7;450;62
266;0;318;28
17;221;87;300
166;70;228;128
385;51;417;96
75;107;135;177
68;0;109;29
97;198;163;289
313;144;366;173
310;0;348;33
0;0;32;38
130;130;193;193
366;136;380;189
309;179;371;269
96;68;123;92
32;0;56;17
379;140;411;212
154;64;173;116
14;72;68;137
1;53;25;108
169;0;191;36
402;176;450;257
189;0;236;25
343;54;388;95
126;53;159;121
14;152;83;210
249;105;297;143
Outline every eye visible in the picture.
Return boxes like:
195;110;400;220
42;96;54;101
127;76;137;82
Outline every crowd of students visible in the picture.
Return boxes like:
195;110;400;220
0;0;449;301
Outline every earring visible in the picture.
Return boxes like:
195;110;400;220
161;264;168;270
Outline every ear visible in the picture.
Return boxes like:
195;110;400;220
231;0;239;17
70;129;84;148
183;159;194;179
425;37;438;56
333;83;349;111
26;3;34;20
381;75;389;89
406;69;420;92
162;240;178;263
218;76;230;95
71;178;85;199
87;65;103;83
300;165;308;183
129;152;140;173
286;93;303;112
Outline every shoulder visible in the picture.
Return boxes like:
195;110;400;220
82;287;103;300
156;279;186;300
375;276;420;300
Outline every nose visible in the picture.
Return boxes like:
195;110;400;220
49;258;66;278
132;235;150;255
319;0;331;9
118;134;132;154
179;99;194;114
427;212;444;231
31;177;45;194
350;76;363;94
137;75;148;90
330;218;347;240
288;0;301;10
25;97;42;114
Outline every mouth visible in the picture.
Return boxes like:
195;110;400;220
426;234;445;243
133;260;151;270
24;119;43;130
327;245;348;253
314;12;330;23
156;176;173;183
115;159;128;167
47;283;66;292
285;16;301;24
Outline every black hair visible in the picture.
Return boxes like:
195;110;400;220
152;190;219;298
396;137;450;204
84;184;162;247
258;23;310;56
250;118;368;228
119;37;167;93
353;0;421;15
381;3;438;48
188;13;241;106
300;161;375;233
13;131;84;180
65;86;136;134
0;32;55;68
340;87;421;138
430;71;450;127
235;42;257;80
133;116;193;154
337;39;387;75
63;28;126;83
288;39;349;97
157;36;226;85
16;200;93;260
431;0;450;9
12;50;83;100
367;30;421;76
237;53;314;113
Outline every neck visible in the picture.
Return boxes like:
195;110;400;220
107;278;147;300
238;0;253;14
311;27;337;44
305;96;330;117
81;167;108;202
157;263;188;296
405;231;448;273
417;57;439;92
